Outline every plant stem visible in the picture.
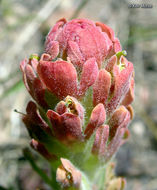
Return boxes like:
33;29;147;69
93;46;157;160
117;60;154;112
23;149;54;188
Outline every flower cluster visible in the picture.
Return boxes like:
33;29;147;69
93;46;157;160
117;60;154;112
20;18;134;189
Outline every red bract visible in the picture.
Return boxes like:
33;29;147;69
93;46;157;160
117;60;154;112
93;54;134;116
30;139;56;161
22;101;52;142
84;103;106;139
92;106;131;160
38;58;78;99
92;125;109;156
122;77;135;106
47;96;84;144
20;55;48;108
45;18;121;68
104;107;131;161
56;158;82;189
37;55;98;99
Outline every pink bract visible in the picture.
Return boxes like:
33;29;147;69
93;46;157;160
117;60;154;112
45;18;121;68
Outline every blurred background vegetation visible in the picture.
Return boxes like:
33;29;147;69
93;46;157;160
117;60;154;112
0;0;157;189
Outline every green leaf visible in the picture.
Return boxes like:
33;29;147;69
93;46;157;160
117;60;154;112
0;186;11;190
116;50;127;59
29;54;40;60
81;87;93;128
44;90;60;110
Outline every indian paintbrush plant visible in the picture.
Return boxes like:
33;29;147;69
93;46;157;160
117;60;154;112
20;18;134;190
